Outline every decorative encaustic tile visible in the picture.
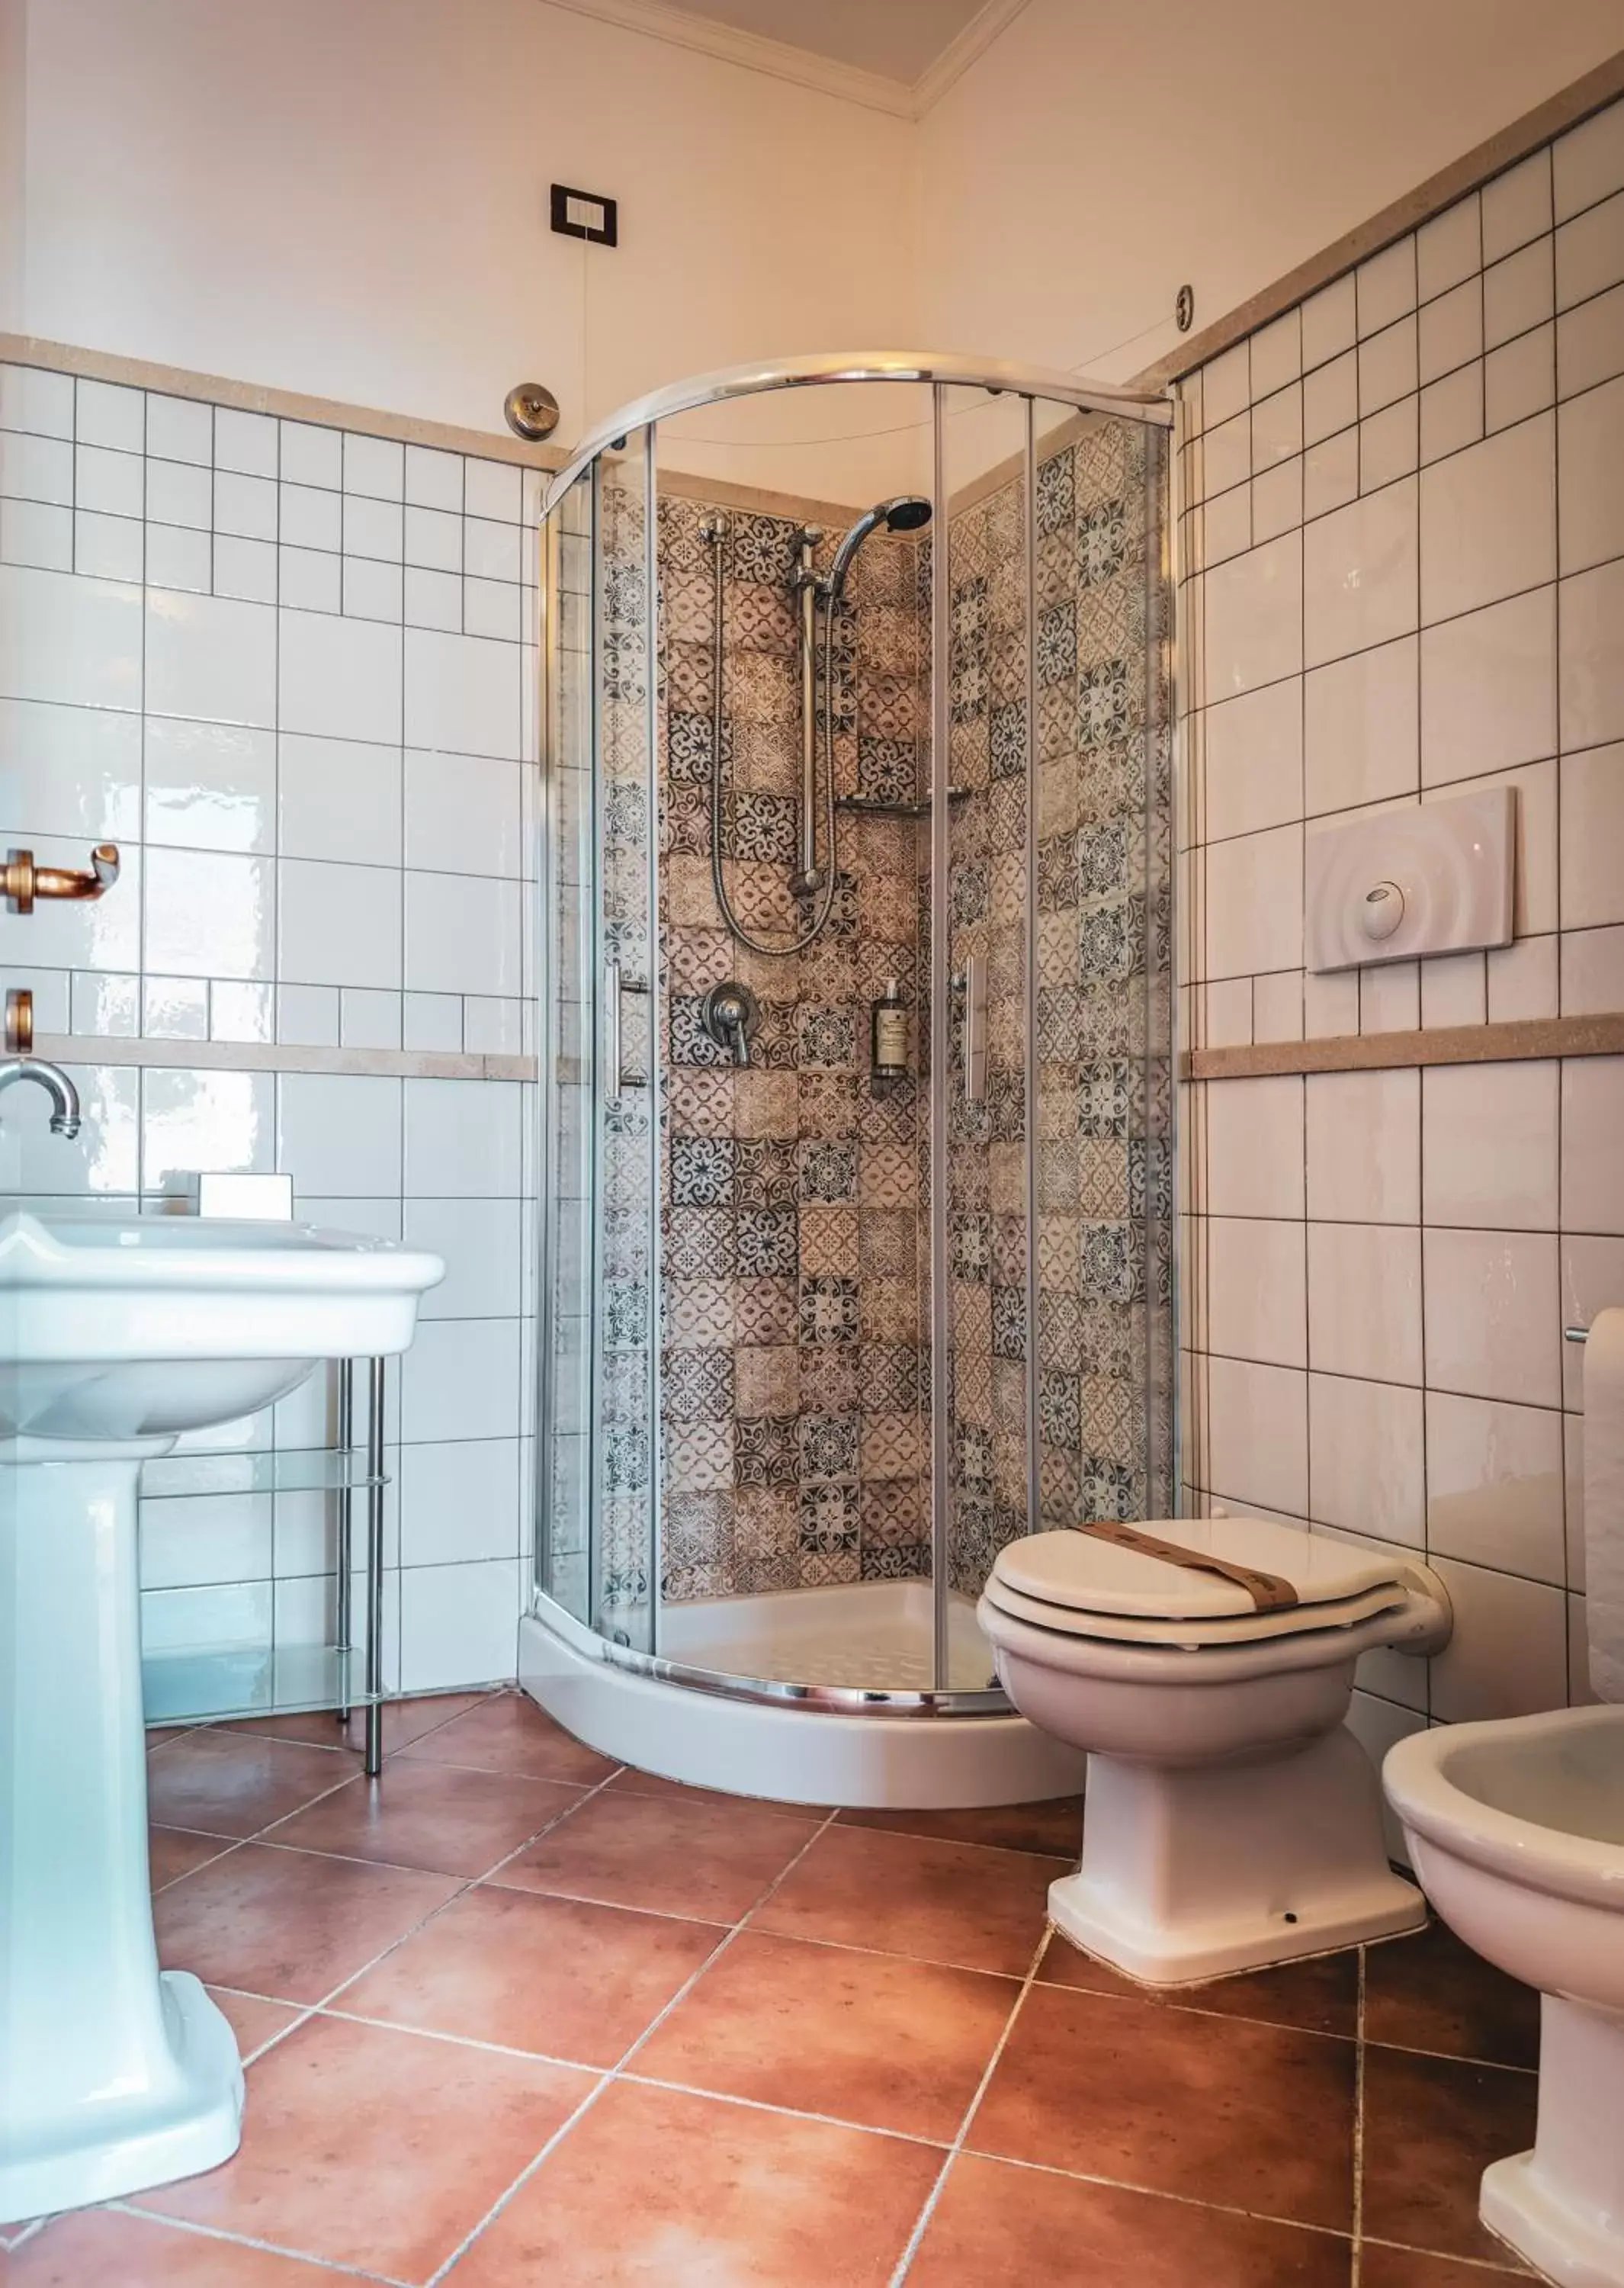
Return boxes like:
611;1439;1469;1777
798;1274;859;1347
669;1133;736;1207
664;1416;732;1491
734;1136;799;1210
733;1276;798;1345
664;1206;735;1280
862;1412;923;1480
990;1283;1027;1361
733;1412;800;1489
860;1276;919;1342
736;1208;799;1278
800;1412;859;1484
858;1341;919;1412
734;1342;798;1416
798;1136;857;1204
663;1345;733;1423
663;1278;733;1346
858;1207;914;1279
799;1204;859;1277
799;1343;861;1412
798;1480;858;1557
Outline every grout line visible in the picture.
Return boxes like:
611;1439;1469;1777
100;2205;412;2286
1351;1944;1367;2285
887;1922;1052;2283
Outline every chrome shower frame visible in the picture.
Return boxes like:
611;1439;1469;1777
533;351;1176;1723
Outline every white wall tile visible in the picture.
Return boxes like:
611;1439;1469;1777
1304;635;1417;815
1560;744;1624;927
140;1066;274;1189
397;1439;521;1567
1358;317;1417;415
1358;239;1417;336
143;715;276;853
403;626;522;759
1202;1075;1305;1218
404;869;520;997
1417;194;1481;302
1488;931;1558;1022
1305;1068;1420;1222
403;750;522;879
1558;371;1624;576
399;1559;519;1692
1301;277;1356;371
1555;188;1624;311
276;982;339;1048
281;482;342;553
1206;1216;1306;1367
1429;1557;1568;1719
340;987;403;1050
278;732;403;867
1558;281;1624;398
1308;1372;1425;1547
1203;1354;1308;1514
1559;558;1624;753
1420;584;1555;786
1308;1220;1422;1383
279;607;403;744
464;459;521;524
1302;350;1356;447
1555;104;1624;223
274;1072;402;1197
1419;365;1484;466
278;856;402;989
399;1316;520;1446
1302;478;1417;668
1203;824;1301;979
1482;240;1554;352
1484;324;1554;434
1562;921;1624;1014
147;457;211;530
1419;410;1555;625
1561;1056;1624;1234
0;362;74;437
74;442;142;518
1482;153;1553;264
145;587;276;728
1425;1390;1565;1583
0;564;141;710
1422;1061;1558;1230
403;1078;523;1197
1;695;141;840
403;990;464;1052
1423;1226;1561;1405
404;445;462;513
146;394;212;466
1418;278;1483;385
215;408;278;479
404;1196;522;1319
144;847;273;980
1359;958;1420;1033
1;496;75;573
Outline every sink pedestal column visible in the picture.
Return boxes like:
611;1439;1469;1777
0;1439;244;2221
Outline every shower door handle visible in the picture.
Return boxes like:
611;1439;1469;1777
603;961;650;1099
959;955;987;1104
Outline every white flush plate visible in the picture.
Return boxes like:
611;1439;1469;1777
1306;786;1515;973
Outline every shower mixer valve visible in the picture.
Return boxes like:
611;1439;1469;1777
700;980;759;1068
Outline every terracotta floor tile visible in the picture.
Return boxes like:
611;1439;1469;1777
1361;2044;1538;2265
1363;1923;1541;2070
968;1979;1356;2231
145;1731;351;1839
155;1841;459;2004
262;1758;586;1878
1035;1928;1360;2039
907;2152;1353;2286
207;1988;307;2059
149;1825;237;1891
633;1930;1015;2141
399;1692;620;1785
335;1885;721;2065
492;1789;822;1922
751;1823;1064;1975
1360;2245;1529;2285
4;2210;351;2284
448;2080;940;2287
214;1690;489;1755
140;2012;593;2283
838;1795;1085;1859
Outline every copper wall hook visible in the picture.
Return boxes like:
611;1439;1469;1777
4;988;32;1054
3;844;120;914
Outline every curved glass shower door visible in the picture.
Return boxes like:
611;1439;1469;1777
537;432;660;1653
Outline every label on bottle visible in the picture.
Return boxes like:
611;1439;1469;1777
873;1004;907;1071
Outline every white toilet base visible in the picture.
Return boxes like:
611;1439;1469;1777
1481;1998;1624;2288
1;1448;246;2223
1050;1725;1427;1985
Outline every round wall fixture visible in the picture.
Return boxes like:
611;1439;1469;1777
504;382;561;441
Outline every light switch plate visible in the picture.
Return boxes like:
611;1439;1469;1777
1305;786;1515;973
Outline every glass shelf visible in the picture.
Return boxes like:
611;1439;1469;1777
142;1644;372;1727
139;1448;387;1499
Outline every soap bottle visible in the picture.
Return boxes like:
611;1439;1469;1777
871;977;908;1082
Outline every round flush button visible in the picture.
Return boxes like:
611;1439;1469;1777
1361;880;1406;941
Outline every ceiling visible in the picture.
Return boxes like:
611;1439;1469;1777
650;0;993;85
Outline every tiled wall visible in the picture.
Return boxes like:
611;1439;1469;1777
0;358;541;1694
655;493;931;1601
944;417;1174;1597
1178;95;1624;1748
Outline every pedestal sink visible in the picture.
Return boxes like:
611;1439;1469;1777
0;1209;445;2222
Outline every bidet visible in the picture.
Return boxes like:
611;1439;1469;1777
0;1210;442;2221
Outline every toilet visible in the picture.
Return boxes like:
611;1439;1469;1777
1379;1304;1624;2288
977;1513;1452;1984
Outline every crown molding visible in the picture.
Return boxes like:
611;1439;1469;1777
534;0;1031;121
535;0;914;117
913;0;1032;114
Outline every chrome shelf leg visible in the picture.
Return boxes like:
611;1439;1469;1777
364;1355;386;1779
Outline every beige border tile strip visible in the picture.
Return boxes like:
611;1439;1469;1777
1134;46;1624;391
1183;1014;1624;1082
37;1034;536;1085
0;333;570;474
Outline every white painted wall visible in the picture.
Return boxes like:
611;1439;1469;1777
0;0;24;332
916;0;1624;386
13;0;917;487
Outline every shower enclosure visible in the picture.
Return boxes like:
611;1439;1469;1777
522;353;1176;1805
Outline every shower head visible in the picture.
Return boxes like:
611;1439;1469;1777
825;494;933;597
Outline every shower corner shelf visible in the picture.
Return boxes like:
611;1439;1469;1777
138;1355;392;1772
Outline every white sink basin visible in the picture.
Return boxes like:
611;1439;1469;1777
1;1210;444;1443
0;1207;444;2222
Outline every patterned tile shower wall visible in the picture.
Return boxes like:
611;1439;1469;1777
649;494;931;1602
943;416;1173;1597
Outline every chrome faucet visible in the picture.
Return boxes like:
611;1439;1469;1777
0;1056;82;1138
